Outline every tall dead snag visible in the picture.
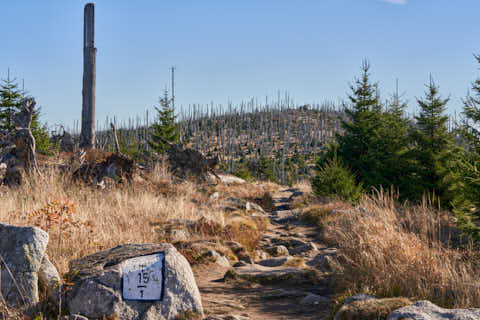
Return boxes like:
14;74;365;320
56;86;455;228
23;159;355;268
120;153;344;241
110;122;120;154
80;3;96;149
4;97;39;185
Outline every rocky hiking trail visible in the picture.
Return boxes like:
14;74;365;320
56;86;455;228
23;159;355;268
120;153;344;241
195;188;337;320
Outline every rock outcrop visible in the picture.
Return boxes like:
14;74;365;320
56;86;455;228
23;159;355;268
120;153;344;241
67;243;203;320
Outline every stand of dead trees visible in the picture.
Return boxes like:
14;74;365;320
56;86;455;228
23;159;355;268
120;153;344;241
64;97;346;184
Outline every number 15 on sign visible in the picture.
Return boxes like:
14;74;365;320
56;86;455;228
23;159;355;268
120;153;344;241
122;253;164;301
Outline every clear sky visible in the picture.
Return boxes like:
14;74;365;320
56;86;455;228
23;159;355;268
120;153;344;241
0;0;478;128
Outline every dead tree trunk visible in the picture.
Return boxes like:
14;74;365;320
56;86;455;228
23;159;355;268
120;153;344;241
4;98;39;185
80;3;96;149
110;122;120;154
14;98;38;173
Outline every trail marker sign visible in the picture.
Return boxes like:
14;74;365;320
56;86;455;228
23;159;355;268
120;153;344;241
121;253;164;301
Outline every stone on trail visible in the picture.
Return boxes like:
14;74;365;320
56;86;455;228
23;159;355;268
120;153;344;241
62;315;89;320
67;243;203;320
205;315;250;320
300;293;330;306
225;241;244;254
271;237;307;248
237;253;254;264
255;249;268;261
227;264;317;285
307;250;339;272
0;223;51;313
272;210;300;223
257;256;292;267
334;297;412;320
225;197;266;215
265;245;289;257
387;300;480;320
203;249;230;267
233;261;249;267
343;293;376;305
262;289;306;300
289;242;317;255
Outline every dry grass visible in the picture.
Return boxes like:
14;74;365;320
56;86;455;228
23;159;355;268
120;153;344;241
319;189;480;308
0;159;279;278
0;165;228;275
214;180;280;201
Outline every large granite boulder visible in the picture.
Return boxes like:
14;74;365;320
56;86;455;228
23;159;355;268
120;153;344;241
388;300;480;320
67;243;203;320
0;223;56;314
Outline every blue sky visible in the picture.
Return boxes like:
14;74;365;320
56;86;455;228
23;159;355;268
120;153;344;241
0;0;478;128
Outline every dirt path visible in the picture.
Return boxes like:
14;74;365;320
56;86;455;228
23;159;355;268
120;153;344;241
194;188;336;320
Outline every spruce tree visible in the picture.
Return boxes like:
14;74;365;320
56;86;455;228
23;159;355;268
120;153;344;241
317;61;413;196
460;55;480;154
149;90;180;153
378;86;417;197
448;55;480;243
0;75;22;135
312;146;362;203
410;76;453;199
0;74;53;154
333;61;410;191
31;107;54;155
335;60;383;188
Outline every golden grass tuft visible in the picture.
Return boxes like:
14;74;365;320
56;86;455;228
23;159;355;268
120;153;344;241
320;189;480;308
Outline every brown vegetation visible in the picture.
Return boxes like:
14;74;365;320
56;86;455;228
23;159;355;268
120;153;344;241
0;159;276;276
300;189;480;308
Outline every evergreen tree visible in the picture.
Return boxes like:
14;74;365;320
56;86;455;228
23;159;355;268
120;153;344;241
410;76;454;199
234;155;253;181
0;74;53;154
332;61;410;193
0;75;22;135
312;154;362;203
31;108;54;155
448;55;480;243
378;87;417;198
460;55;480;155
335;60;383;188
258;155;278;183
149;90;180;153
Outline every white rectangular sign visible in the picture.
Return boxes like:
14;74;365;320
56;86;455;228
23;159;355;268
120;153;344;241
121;253;164;301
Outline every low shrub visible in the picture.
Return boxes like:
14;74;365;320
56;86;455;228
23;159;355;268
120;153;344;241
311;157;362;203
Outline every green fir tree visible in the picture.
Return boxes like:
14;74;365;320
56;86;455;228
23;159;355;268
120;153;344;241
334;61;408;190
378;86;417;198
410;76;454;200
0;74;53;154
149;90;180;153
334;61;383;188
0;75;22;135
447;55;480;243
